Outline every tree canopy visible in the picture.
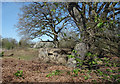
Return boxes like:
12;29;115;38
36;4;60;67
16;2;77;47
16;2;120;56
67;2;120;56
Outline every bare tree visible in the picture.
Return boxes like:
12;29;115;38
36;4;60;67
16;2;75;47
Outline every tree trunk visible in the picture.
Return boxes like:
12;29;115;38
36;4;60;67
53;34;59;48
67;2;93;51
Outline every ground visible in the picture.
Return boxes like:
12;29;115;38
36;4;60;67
1;48;120;83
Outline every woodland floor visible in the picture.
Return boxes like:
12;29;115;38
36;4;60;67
1;48;120;84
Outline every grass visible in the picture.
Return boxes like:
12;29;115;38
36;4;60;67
3;48;39;61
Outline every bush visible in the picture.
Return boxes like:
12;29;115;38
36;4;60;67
0;52;4;57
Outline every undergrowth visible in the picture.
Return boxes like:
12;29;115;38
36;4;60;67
46;50;120;83
14;70;24;79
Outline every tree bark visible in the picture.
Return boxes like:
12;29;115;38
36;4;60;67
53;34;59;48
67;2;89;47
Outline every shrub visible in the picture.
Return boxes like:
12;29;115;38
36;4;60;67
0;51;4;57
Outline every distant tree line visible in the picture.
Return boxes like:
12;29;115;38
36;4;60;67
0;36;32;50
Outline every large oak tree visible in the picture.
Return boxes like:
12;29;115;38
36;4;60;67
67;2;120;56
16;2;75;47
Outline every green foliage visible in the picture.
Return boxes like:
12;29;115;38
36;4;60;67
92;67;120;83
67;2;120;57
46;57;119;82
66;70;71;75
46;70;61;77
64;33;67;36
67;50;119;82
117;34;120;37
86;52;92;57
0;51;4;57
54;3;58;7
94;15;100;22
92;80;97;83
71;51;102;69
106;69;113;73
72;50;77;53
97;69;103;76
67;50;84;67
72;68;80;77
51;9;56;12
72;68;92;80
84;52;100;69
14;70;23;78
83;74;91;80
18;38;31;48
2;38;18;50
1;37;32;49
97;22;103;28
67;55;75;58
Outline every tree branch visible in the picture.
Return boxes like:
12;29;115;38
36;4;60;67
96;2;106;14
55;16;70;25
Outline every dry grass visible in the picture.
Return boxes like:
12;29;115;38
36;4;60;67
3;48;39;61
